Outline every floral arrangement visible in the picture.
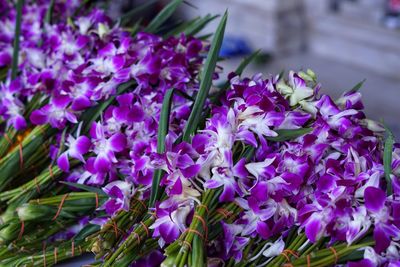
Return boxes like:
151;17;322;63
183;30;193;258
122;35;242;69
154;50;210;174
0;0;399;266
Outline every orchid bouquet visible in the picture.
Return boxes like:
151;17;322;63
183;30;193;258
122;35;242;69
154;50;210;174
0;0;399;266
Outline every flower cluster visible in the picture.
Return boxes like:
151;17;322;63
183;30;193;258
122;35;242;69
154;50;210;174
1;1;400;266
149;71;400;266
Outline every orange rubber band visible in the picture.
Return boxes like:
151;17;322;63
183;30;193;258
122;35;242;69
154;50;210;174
307;254;311;267
52;194;69;221
197;204;209;214
18;220;25;240
194;214;208;240
185;228;204;240
34;176;41;193
3;133;12;145
49;164;55;180
140;221;149;237
71;240;75;257
136;199;147;210
329;247;338;263
18;143;23;169
216;208;231;219
113;221;119;238
284;249;299;258
54;247;58;264
95;193;99;209
280;251;291;262
182;240;192;251
133;232;141;244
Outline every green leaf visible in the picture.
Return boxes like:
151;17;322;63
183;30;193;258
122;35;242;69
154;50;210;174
349;79;366;93
182;11;228;142
44;0;55;24
60;181;107;196
184;14;219;36
149;89;175;207
11;0;24;80
384;128;394;195
120;0;158;26
145;0;184;33
74;223;100;241
266;128;313;142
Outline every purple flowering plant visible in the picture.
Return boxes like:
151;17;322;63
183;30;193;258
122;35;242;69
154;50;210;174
0;0;399;266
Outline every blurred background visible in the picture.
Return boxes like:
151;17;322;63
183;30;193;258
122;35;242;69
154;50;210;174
106;0;400;132
176;0;400;133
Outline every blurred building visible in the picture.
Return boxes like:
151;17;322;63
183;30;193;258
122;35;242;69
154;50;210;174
180;0;400;79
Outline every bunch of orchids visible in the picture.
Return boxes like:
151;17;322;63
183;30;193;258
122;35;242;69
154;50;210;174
0;1;399;266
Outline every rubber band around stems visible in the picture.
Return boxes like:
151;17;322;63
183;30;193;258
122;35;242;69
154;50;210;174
34;176;40;193
18;220;24;240
307;254;311;267
54;247;58;265
49;164;55;180
132;232;141;244
329;247;338;263
18;143;23;169
182;240;192;251
197;204;209;214
95;193;99;209
71;240;75;257
140;221;150;237
113;221;119;238
193;214;208;240
136;198;147;210
280;251;291;262
284;249;299;258
3;133;12;145
52;193;69;220
216;208;232;219
184;228;205;240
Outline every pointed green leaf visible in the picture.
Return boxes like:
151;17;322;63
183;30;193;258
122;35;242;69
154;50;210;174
266;128;313;142
184;14;219;36
60;181;107;196
44;0;56;24
145;0;183;33
182;11;228;142
349;79;366;93
384;128;394;195
11;0;24;80
149;89;175;207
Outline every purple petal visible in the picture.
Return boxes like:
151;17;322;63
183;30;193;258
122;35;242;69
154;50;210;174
71;96;91;111
374;226;390;253
256;221;271;239
204;179;223;189
348;259;374;267
364;187;386;212
13;115;27;130
305;216;322;242
57;152;70;172
94;155;111;172
181;164;200;178
30;110;48;125
104;199;123;215
219;184;235;202
251;181;268;202
159;222;180;243
109;133;127;152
